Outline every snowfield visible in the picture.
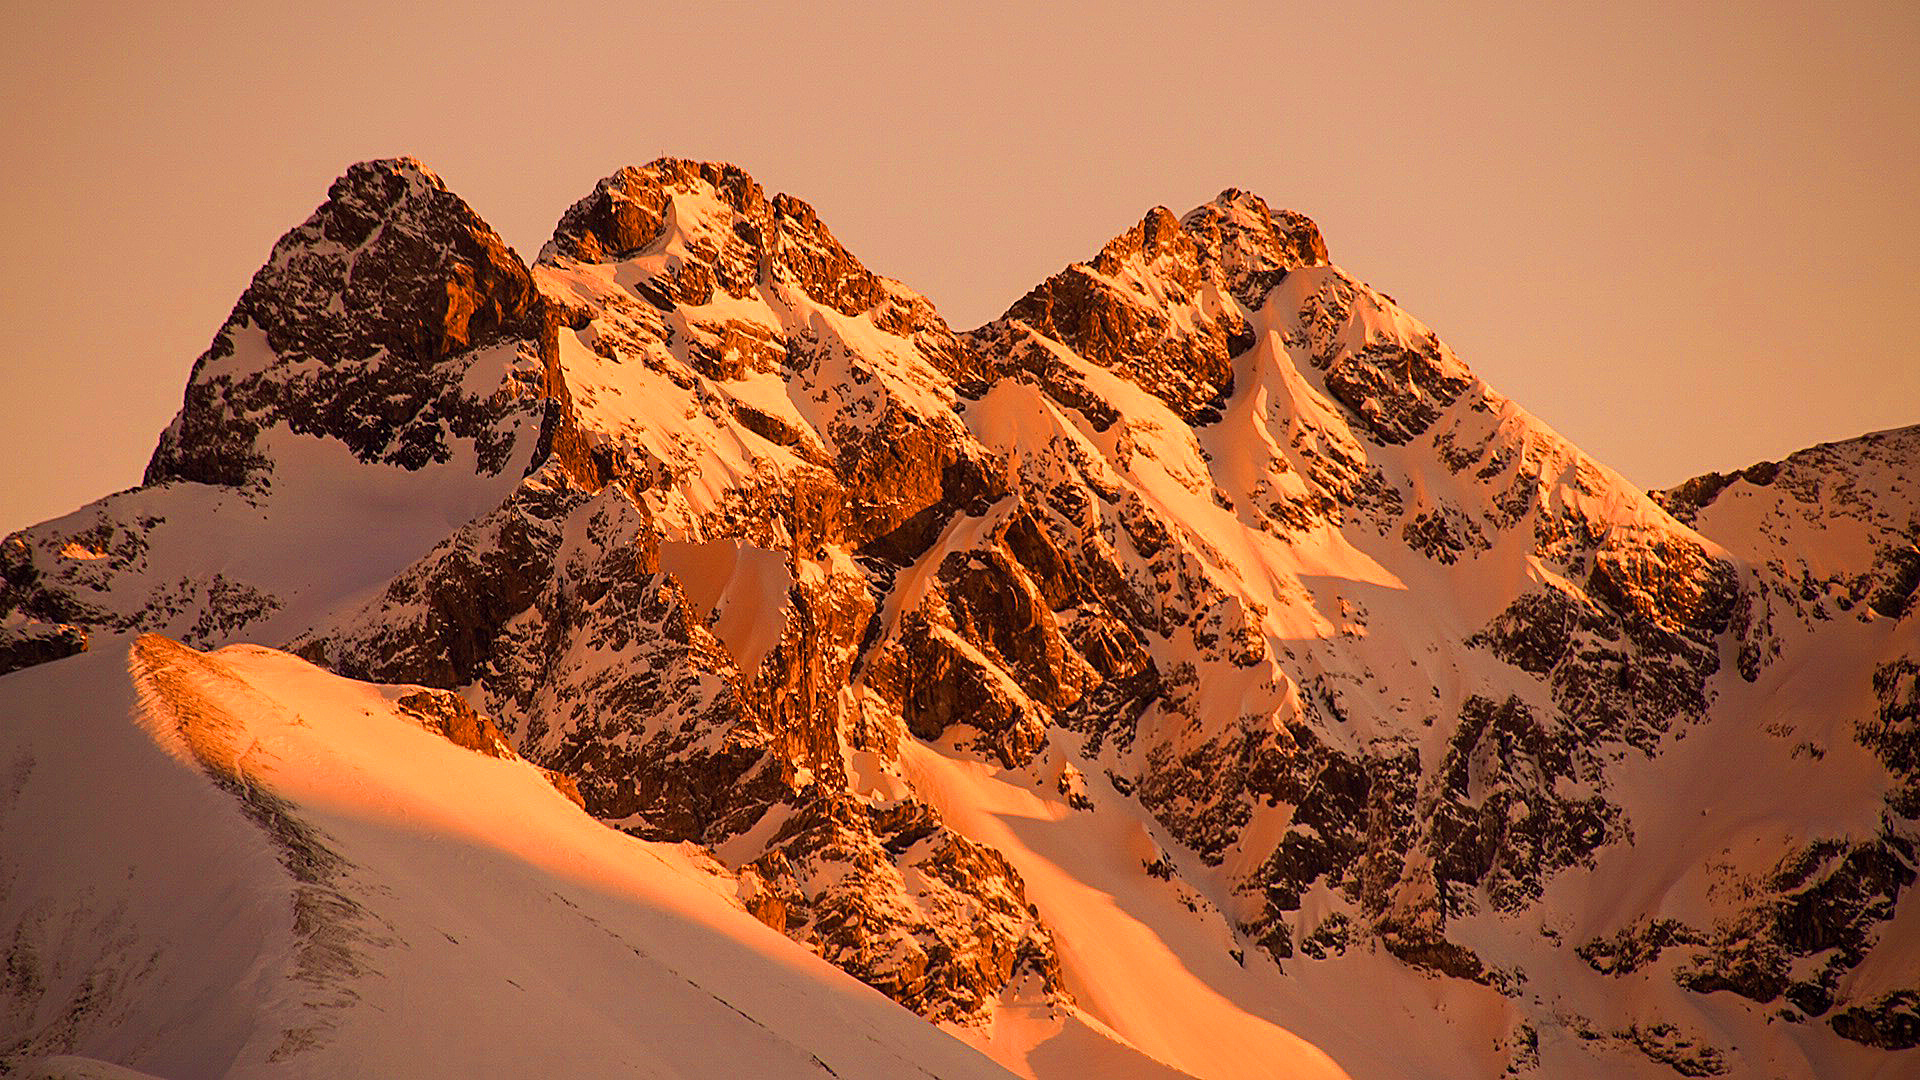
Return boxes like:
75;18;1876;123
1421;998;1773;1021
1;638;1021;1078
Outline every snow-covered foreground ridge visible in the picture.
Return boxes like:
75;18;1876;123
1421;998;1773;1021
0;636;1024;1079
3;157;1916;1078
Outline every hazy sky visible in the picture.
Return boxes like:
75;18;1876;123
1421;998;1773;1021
3;1;1916;535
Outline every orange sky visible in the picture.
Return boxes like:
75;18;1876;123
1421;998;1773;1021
2;1;1916;534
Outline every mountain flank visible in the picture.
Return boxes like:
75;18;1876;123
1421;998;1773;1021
3;158;1915;1079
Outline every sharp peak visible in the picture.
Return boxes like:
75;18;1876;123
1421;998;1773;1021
1078;186;1328;288
1098;186;1310;236
1179;187;1325;252
340;155;442;180
325;157;453;203
583;158;830;222
619;155;757;179
1206;185;1273;210
583;158;769;209
302;157;510;253
277;156;513;273
546;157;846;265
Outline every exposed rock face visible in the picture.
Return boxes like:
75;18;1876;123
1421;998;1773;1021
542;158;981;388
148;158;548;487
389;685;582;807
0;160;552;665
271;159;1062;1023
994;190;1326;425
1830;991;1920;1050
1656;424;1920;630
1571;831;1917;1025
0;500;285;656
5;157;1917;1078
1472;534;1740;755
1424;695;1619;914
0;619;86;676
1566;426;1920;1052
739;793;1063;1023
1291;271;1473;446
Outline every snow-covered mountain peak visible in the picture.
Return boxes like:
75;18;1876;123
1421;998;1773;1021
143;156;545;489
539;159;958;353
541;158;767;266
0;160;557;672
5;158;1918;1080
1013;187;1328;311
315;156;456;233
1178;187;1329;303
981;188;1336;427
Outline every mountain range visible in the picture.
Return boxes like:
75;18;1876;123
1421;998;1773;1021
2;157;1915;1079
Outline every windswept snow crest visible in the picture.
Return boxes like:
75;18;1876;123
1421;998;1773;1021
0;636;1020;1079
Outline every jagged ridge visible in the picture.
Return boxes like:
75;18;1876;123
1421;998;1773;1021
3;158;1916;1080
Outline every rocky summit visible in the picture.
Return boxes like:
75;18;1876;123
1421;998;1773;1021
2;159;1916;1080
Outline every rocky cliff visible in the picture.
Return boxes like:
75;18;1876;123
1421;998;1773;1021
3;159;1914;1079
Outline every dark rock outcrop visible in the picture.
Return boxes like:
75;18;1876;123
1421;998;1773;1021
1830;990;1920;1050
148;159;548;488
997;189;1326;424
0;621;87;675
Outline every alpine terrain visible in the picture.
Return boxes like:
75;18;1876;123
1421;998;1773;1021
3;158;1915;1079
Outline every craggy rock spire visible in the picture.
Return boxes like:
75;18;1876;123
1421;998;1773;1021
1179;188;1329;305
994;188;1328;424
146;158;545;487
542;158;980;384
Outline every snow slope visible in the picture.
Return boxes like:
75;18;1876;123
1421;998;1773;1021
0;637;1019;1079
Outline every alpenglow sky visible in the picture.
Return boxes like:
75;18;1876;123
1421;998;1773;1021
1;0;1915;534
